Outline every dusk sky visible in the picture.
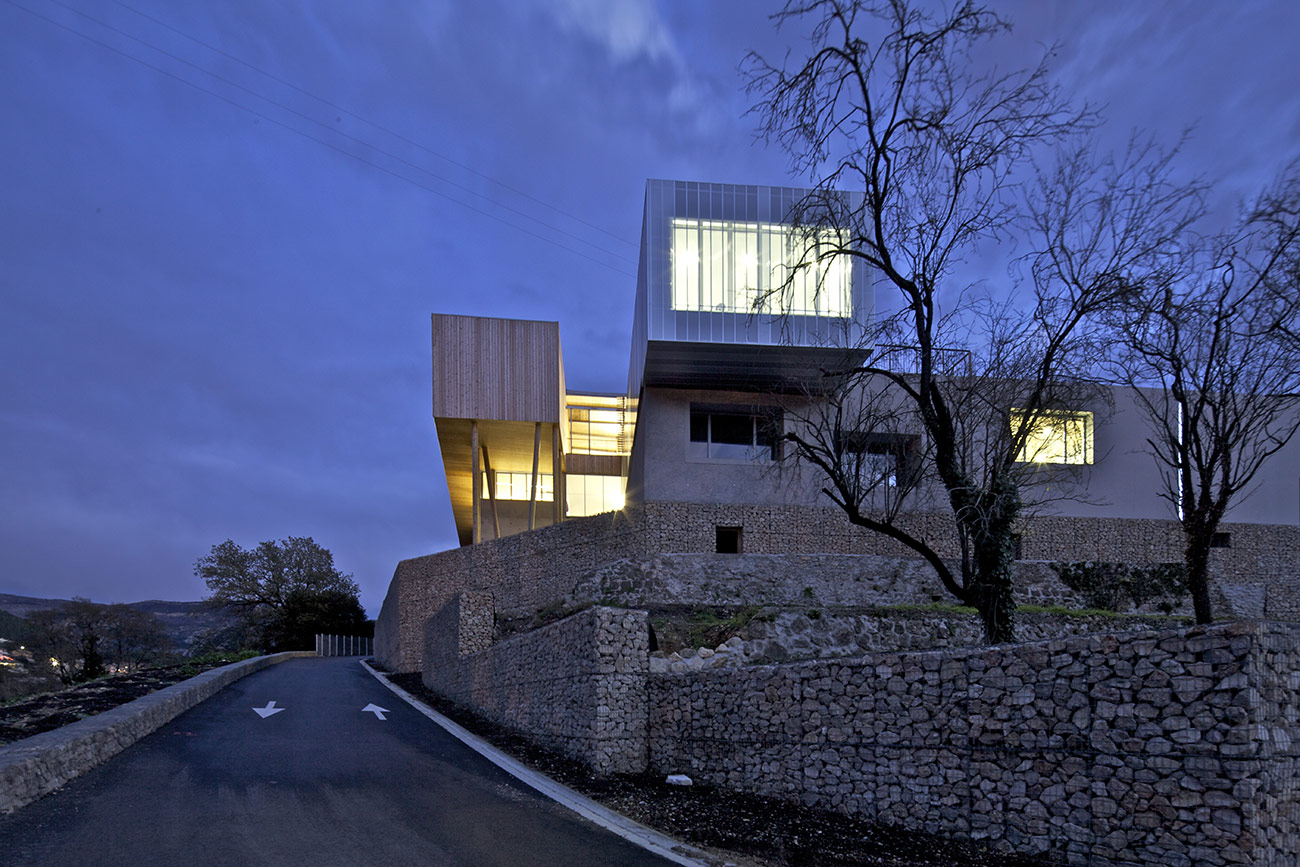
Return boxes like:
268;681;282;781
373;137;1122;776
2;0;1298;617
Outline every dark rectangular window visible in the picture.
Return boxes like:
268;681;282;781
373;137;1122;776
689;404;782;460
711;413;754;446
839;431;919;487
1211;532;1231;549
716;526;743;554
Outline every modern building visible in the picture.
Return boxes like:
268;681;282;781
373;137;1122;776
431;178;1300;548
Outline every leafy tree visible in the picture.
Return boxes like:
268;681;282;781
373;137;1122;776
104;603;171;671
25;598;170;683
194;536;365;651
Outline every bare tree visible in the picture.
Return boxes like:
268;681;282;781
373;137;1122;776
744;0;1158;642
1100;165;1300;623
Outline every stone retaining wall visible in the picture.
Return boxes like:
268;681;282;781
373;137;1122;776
422;600;648;775
0;651;314;814
375;500;1300;672
647;621;1300;866
652;609;1191;670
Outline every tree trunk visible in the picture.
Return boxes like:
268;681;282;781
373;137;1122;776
971;535;1018;644
966;477;1021;644
1184;535;1214;624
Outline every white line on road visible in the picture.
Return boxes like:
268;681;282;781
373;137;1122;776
362;703;390;720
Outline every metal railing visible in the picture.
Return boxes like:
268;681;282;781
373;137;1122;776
315;634;373;657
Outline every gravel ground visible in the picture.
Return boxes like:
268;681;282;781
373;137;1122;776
0;658;247;745
386;672;1056;867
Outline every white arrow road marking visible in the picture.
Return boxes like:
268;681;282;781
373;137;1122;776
362;703;390;721
253;700;285;719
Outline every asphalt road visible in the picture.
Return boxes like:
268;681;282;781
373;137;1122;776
0;657;673;866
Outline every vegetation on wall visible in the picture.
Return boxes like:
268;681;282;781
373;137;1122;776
1048;561;1187;614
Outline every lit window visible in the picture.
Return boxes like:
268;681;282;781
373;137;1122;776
567;474;626;517
688;405;782;461
566;393;635;456
1012;410;1093;465
671;218;851;317
482;472;554;501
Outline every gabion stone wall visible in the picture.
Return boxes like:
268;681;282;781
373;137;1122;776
422;600;649;775
374;500;1300;672
648;621;1300;867
652;609;1194;671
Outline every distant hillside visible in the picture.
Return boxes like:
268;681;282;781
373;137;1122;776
0;594;235;653
0;608;36;645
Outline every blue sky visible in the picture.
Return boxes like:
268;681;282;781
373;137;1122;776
2;0;1298;616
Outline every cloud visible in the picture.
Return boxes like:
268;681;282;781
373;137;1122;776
545;0;681;66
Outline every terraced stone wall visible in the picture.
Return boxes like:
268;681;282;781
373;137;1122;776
647;621;1300;866
422;600;648;775
375;499;1300;672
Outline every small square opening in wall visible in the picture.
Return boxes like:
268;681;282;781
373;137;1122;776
1211;532;1232;549
716;526;743;554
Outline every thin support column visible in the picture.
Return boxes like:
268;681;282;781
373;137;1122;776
481;444;501;540
552;424;562;526
528;422;541;531
471;420;480;544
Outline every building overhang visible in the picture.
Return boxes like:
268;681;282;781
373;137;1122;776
642;340;868;394
435;417;562;546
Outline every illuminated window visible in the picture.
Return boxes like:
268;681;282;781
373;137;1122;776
1012;410;1093;465
567;393;635;456
671;218;851;317
482;472;553;501
689;405;782;461
567;474;626;517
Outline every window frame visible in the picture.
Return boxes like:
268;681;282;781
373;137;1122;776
688;404;784;462
1011;409;1094;466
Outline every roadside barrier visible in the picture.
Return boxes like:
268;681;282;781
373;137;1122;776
314;634;373;657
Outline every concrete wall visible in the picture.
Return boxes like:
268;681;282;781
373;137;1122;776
630;384;1300;526
648;621;1300;866
631;387;822;507
422;598;648;775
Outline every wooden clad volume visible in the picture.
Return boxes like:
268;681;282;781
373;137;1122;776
432;313;563;423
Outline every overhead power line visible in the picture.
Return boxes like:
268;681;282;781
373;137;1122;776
111;0;637;251
5;0;637;275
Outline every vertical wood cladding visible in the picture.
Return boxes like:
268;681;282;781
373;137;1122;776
431;313;563;423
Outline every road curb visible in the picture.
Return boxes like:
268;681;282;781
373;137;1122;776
362;660;740;867
0;651;315;813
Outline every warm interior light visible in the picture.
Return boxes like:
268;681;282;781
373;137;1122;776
1013;410;1092;465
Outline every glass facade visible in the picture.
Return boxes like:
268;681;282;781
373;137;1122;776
670;219;851;318
1013;410;1094;465
564;392;633;516
567;474;626;517
628;180;873;398
567;393;635;455
482;472;554;501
